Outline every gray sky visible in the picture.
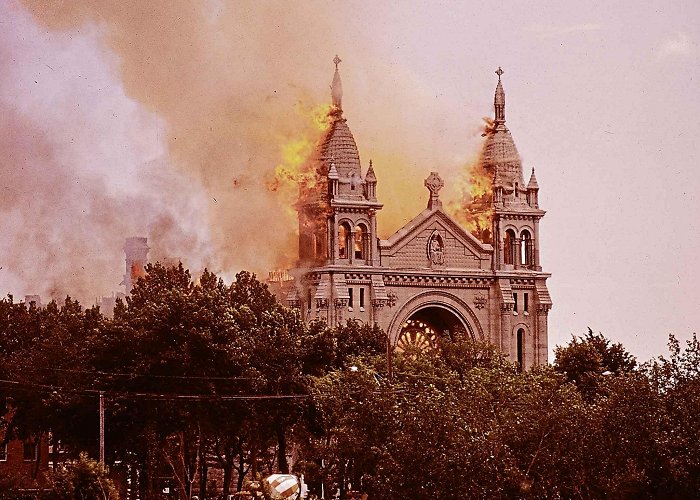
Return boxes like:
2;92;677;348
1;0;698;361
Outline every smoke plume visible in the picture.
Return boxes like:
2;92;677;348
2;0;484;302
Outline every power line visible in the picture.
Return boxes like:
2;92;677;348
0;377;403;401
44;367;262;381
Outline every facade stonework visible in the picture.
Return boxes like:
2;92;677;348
288;61;552;369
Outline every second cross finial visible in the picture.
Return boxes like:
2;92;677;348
496;66;504;79
333;54;342;69
425;172;444;210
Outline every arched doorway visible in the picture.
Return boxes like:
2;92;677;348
395;305;470;353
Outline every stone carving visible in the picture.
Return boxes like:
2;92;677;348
473;293;487;310
424;172;444;196
316;298;329;310
386;291;398;308
371;298;386;308
427;231;445;265
537;303;551;314
424;172;444;210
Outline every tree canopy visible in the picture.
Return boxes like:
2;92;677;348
0;267;699;499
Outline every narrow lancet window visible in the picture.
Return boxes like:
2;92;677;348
354;225;367;260
521;230;532;266
338;223;351;259
505;229;517;265
517;329;524;371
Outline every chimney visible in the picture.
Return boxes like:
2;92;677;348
123;237;149;293
24;295;42;307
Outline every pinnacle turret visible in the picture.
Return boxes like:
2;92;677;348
365;160;376;182
527;168;539;190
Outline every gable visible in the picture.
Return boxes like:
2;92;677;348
380;208;493;270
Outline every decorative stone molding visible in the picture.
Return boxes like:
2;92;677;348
334;298;348;309
383;275;493;288
316;298;329;310
537;304;551;314
501;302;514;313
473;294;487;310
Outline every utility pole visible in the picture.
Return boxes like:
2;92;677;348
386;334;393;381
99;391;105;465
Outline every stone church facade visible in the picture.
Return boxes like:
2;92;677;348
287;58;552;369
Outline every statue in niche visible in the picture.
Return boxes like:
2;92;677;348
428;232;445;265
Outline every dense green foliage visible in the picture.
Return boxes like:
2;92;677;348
0;265;698;499
41;452;119;500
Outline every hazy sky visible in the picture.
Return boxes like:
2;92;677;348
1;1;698;361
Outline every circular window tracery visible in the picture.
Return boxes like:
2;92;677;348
395;319;438;354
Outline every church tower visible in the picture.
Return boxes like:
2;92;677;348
293;56;384;325
481;68;551;366
484;68;544;273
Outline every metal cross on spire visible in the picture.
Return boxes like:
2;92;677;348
333;54;342;70
496;66;503;80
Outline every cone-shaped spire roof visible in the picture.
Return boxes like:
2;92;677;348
527;168;539;189
479;67;524;189
327;161;339;180
365;159;376;182
319;56;361;185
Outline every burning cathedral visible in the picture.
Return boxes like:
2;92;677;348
285;57;552;369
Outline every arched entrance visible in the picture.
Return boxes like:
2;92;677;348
387;290;484;350
395;305;470;353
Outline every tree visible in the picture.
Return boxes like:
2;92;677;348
554;328;636;398
644;334;700;497
42;452;119;499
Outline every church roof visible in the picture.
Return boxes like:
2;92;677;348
381;173;494;254
319;118;361;176
481;128;523;185
319;55;362;179
479;68;525;188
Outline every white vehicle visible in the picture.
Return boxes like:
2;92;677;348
266;474;308;499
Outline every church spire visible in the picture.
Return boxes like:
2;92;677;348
331;55;343;110
494;66;505;124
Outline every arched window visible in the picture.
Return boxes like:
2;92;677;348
520;230;532;267
338;222;351;259
517;328;524;371
504;229;516;265
354;224;368;261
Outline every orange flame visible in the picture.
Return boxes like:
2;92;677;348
447;119;495;244
266;102;333;219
